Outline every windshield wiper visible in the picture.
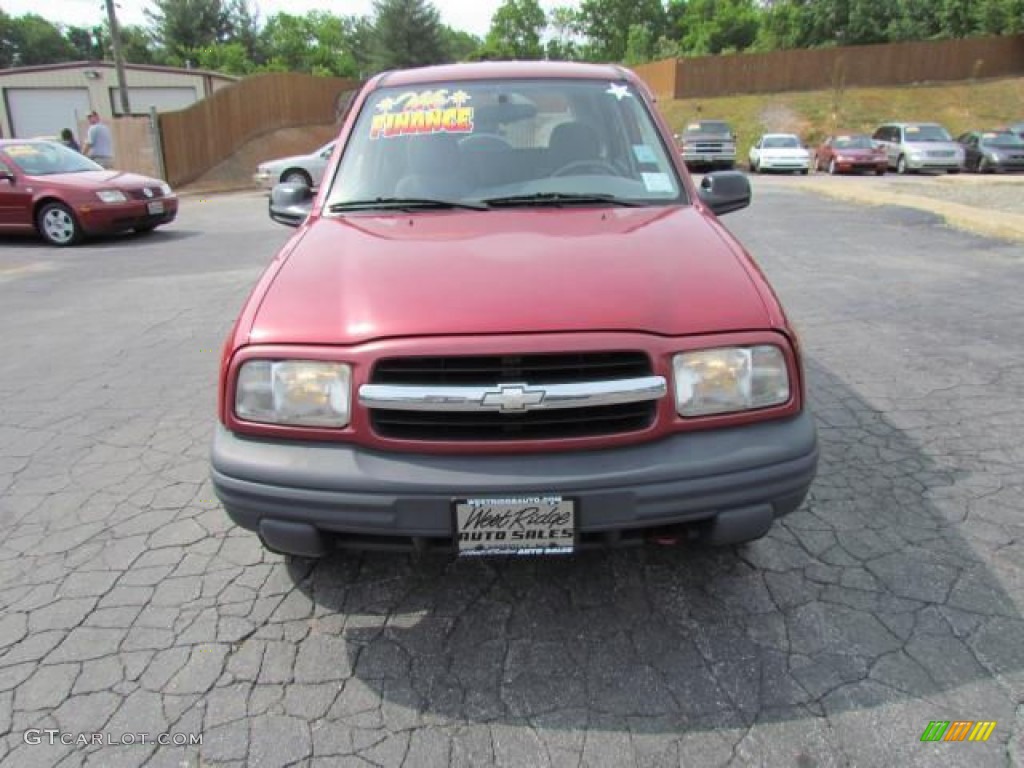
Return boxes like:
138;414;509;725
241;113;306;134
328;197;487;212
480;192;643;208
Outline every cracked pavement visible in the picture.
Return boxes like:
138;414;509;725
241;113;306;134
1;184;1022;767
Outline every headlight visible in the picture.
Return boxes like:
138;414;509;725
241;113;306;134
673;345;790;417
235;360;351;427
159;182;172;196
96;189;127;203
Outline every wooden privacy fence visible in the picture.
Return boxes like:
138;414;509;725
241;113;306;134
159;72;359;187
633;34;1024;101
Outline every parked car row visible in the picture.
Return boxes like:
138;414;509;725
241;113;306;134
741;121;1024;176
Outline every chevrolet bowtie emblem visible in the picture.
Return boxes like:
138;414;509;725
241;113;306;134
481;383;546;413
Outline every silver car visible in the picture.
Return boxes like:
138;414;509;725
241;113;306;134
871;122;964;174
254;141;336;189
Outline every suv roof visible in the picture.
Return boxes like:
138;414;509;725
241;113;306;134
374;61;634;88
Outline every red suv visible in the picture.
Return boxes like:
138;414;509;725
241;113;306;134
212;62;818;558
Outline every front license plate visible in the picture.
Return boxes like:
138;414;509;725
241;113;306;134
147;200;164;215
454;496;575;556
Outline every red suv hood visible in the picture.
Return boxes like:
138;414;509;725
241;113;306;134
248;207;770;345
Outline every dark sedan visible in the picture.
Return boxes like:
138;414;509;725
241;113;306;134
0;140;177;246
814;133;887;175
957;131;1024;173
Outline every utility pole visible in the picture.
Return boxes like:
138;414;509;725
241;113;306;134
105;0;132;116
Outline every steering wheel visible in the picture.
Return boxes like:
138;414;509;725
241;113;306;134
550;159;620;177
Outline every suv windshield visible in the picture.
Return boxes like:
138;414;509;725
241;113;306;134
2;142;101;175
905;124;952;142
326;79;684;210
682;121;731;137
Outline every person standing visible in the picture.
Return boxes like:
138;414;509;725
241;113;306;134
59;128;81;153
81;111;114;168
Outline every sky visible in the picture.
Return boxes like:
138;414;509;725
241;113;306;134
2;0;580;39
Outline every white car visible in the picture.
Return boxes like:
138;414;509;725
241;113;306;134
749;134;811;174
254;140;336;189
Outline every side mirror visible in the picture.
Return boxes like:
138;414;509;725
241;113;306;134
269;182;313;227
0;170;15;183
698;171;751;216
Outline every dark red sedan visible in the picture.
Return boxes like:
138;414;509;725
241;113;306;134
0;140;177;246
814;133;887;175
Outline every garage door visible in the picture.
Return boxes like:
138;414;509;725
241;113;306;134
111;86;198;115
6;88;92;139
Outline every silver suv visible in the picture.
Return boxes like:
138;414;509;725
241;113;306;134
872;122;964;174
675;120;736;170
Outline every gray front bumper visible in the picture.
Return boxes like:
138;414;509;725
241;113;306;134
211;411;818;551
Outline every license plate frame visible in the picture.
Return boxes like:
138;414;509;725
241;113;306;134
147;200;165;215
453;495;576;557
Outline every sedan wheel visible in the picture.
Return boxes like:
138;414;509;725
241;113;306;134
978;157;990;174
896;155;908;175
37;202;82;247
828;158;837;175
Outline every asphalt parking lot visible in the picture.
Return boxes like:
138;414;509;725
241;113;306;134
1;183;1022;767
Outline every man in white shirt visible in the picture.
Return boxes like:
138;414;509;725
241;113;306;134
82;111;114;169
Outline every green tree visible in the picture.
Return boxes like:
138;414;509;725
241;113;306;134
974;0;1024;34
258;11;361;77
753;0;813;50
195;41;252;74
224;0;261;60
623;24;655;64
370;0;448;72
673;0;760;55
940;0;977;36
3;14;75;66
577;0;666;62
64;25;105;60
485;0;546;59
118;25;165;65
545;6;583;60
442;25;483;61
146;0;232;64
0;10;16;68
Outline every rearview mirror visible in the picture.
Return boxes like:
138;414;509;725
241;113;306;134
269;182;313;227
697;171;751;216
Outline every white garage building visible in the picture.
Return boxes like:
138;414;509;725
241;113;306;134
0;61;237;139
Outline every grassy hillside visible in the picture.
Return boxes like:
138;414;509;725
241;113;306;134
659;76;1024;157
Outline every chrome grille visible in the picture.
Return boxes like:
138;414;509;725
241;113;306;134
367;352;658;441
371;351;651;386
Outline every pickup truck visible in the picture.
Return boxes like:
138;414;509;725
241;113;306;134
211;62;818;559
676;120;737;170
